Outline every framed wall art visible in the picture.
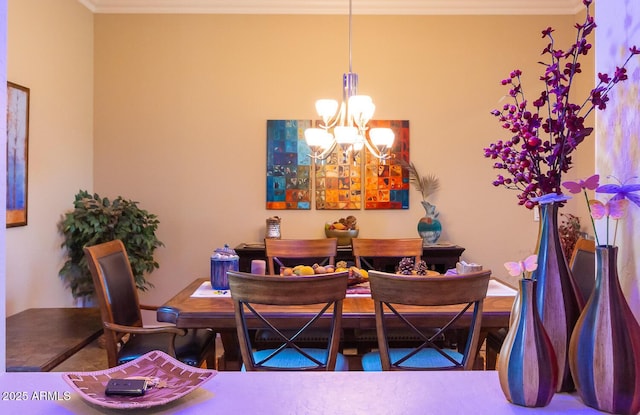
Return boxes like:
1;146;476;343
266;120;312;210
6;81;30;227
314;141;362;210
364;120;410;210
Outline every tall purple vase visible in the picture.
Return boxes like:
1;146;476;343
569;246;640;414
531;201;581;392
498;278;558;407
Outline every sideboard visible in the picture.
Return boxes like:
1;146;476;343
234;242;465;274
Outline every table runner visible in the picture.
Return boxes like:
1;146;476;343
190;278;516;298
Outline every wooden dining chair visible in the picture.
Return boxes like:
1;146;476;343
352;238;424;272
351;237;425;352
265;238;338;275
84;240;216;368
569;237;596;307
361;269;491;371
227;270;350;371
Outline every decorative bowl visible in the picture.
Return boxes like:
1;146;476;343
325;228;359;246
62;350;216;409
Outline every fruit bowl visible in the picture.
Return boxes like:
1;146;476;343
325;228;359;246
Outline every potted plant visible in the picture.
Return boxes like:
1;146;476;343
58;190;164;301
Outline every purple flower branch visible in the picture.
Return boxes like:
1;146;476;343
484;0;639;209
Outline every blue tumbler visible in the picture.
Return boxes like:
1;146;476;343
210;244;239;290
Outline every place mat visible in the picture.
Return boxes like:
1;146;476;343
192;280;370;298
347;283;371;297
62;350;216;409
487;279;518;296
191;281;230;297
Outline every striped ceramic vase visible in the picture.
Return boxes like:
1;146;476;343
531;201;581;392
498;278;558;407
569;245;640;414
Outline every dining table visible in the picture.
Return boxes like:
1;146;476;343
157;277;517;370
6;307;103;372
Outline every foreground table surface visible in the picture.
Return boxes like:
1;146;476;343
6;308;103;372
0;370;598;414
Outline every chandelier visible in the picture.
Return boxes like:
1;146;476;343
304;0;394;161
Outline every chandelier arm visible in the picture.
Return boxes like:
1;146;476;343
309;140;337;161
319;118;339;131
363;137;390;160
320;103;346;130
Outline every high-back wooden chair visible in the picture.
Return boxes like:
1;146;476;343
84;240;216;368
352;238;423;272
228;270;350;371
361;269;491;371
569;237;596;307
265;238;338;275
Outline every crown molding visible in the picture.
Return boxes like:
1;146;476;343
78;0;585;15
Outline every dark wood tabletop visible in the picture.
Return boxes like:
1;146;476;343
158;278;515;370
158;278;514;330
6;307;103;372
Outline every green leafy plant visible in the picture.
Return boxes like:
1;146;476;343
58;190;164;299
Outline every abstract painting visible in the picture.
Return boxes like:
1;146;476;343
266;119;410;211
266;120;312;210
364;120;410;209
6;82;29;227
314;141;362;210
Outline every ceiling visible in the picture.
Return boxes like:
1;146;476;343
78;0;584;15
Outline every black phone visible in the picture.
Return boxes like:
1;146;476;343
104;378;148;397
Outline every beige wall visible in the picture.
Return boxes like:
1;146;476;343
93;12;593;308
6;0;93;314
6;4;595;314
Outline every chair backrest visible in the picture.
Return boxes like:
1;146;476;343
352;238;423;270
84;240;143;364
569;238;596;306
227;270;349;371
368;269;491;371
265;238;338;275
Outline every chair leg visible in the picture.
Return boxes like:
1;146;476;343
205;334;217;369
486;347;497;370
485;328;507;370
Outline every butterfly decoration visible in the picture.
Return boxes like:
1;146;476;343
563;175;639;246
504;254;538;278
596;176;640;208
589;199;629;220
562;174;600;194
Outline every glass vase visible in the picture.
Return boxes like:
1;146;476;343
569;245;640;415
417;200;441;244
498;278;558;407
531;201;581;392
